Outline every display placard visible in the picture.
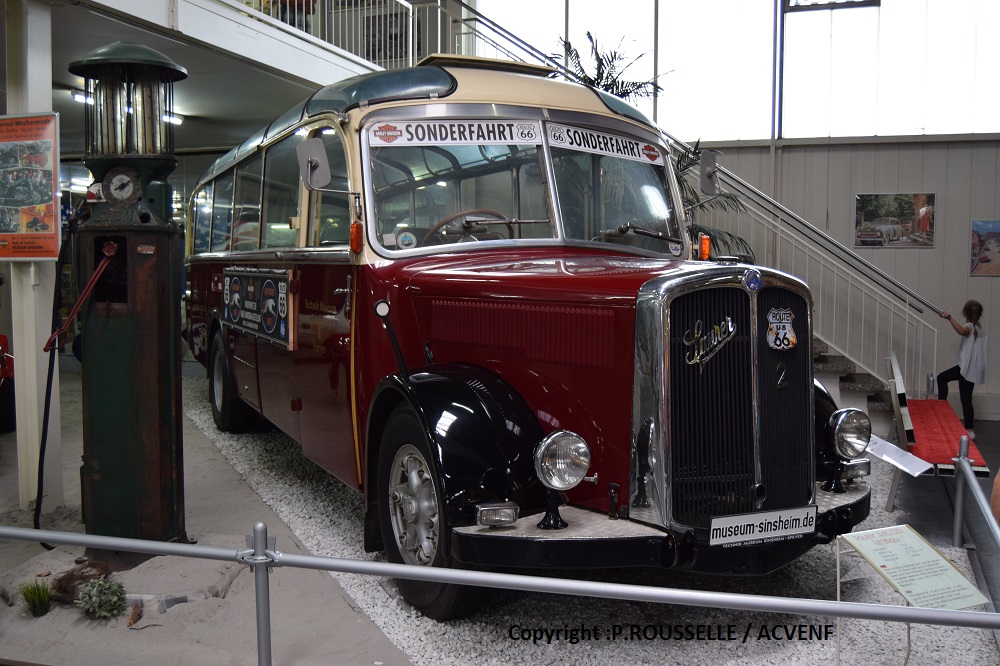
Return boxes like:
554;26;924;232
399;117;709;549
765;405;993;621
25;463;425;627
222;268;297;350
0;113;60;261
841;525;988;610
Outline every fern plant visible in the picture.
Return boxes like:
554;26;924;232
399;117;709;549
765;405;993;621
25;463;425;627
559;32;662;100
75;577;127;620
19;579;53;617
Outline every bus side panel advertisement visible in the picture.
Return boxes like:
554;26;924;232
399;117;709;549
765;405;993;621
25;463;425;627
222;268;297;350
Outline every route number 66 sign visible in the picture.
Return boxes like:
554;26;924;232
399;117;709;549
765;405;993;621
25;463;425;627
767;307;797;350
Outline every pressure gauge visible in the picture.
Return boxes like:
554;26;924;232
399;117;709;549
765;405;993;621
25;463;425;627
102;166;142;207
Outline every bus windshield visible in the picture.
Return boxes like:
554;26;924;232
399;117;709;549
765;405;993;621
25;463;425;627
366;118;682;254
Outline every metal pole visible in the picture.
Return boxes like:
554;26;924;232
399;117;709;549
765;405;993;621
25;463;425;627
954;436;969;547
956;457;1000;548
268;550;1000;630
652;0;659;124
252;522;273;666
4;522;1000;632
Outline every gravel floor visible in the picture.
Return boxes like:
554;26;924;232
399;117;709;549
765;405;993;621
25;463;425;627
182;376;1000;665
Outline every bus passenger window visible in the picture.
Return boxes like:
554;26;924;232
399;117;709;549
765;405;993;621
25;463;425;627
191;183;213;254
310;129;351;246
262;134;303;248
211;171;235;252
232;155;262;251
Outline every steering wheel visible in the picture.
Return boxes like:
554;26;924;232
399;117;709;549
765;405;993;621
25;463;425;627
421;208;514;246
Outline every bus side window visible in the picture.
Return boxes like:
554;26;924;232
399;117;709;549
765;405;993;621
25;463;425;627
232;155;262;251
309;130;351;246
262;134;303;249
191;183;213;254
211;171;235;252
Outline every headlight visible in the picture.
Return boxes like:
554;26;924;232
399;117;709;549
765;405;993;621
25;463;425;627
534;430;591;491
829;408;871;459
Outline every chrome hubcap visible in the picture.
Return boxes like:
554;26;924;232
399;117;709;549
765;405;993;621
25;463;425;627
387;444;439;565
211;347;225;412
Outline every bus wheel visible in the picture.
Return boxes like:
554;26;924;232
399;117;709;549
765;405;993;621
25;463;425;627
377;405;474;620
208;334;257;433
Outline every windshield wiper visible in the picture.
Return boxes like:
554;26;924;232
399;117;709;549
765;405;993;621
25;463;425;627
615;222;683;245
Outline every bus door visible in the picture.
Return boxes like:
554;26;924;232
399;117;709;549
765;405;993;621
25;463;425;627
291;254;355;485
256;126;358;484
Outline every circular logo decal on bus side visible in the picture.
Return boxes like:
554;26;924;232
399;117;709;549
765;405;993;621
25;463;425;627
229;277;242;322
261;279;278;334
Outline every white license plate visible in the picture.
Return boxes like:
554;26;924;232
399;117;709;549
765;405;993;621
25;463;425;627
709;506;818;547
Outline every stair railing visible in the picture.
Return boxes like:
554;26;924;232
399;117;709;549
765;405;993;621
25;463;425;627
665;132;940;397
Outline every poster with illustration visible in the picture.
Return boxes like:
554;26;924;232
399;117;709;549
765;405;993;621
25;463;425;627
970;221;1000;276
0;113;59;260
855;193;934;249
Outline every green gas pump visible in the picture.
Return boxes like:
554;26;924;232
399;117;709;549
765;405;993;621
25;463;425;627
69;42;188;542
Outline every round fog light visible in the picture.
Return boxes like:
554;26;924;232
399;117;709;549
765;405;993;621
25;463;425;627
534;431;591;491
829;408;871;459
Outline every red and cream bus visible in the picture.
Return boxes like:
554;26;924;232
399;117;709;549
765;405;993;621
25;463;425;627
184;55;872;619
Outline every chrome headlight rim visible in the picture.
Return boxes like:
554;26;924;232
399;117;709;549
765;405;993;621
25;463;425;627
829;408;871;459
533;430;591;491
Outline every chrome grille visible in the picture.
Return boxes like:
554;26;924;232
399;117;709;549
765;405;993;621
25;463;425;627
667;285;812;528
669;287;755;526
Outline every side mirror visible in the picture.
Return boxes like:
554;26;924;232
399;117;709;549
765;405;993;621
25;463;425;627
699;150;719;196
296;137;332;190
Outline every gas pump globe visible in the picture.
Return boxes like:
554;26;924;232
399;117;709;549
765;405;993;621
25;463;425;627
70;41;186;223
68;43;188;543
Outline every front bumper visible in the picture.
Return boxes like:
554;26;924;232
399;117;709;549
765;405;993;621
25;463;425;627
451;481;870;574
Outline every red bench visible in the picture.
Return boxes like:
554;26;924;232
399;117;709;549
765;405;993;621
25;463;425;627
904;399;988;477
884;352;990;511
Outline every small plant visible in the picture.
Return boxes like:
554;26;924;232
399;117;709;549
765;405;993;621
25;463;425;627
74;577;127;620
19;579;52;617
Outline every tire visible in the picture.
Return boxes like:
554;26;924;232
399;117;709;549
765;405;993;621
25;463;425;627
881;234;889;246
208;333;259;433
377;405;475;620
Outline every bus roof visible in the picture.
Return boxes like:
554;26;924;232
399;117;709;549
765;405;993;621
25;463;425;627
201;56;655;183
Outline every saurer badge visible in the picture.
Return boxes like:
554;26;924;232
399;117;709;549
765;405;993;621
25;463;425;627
766;307;797;350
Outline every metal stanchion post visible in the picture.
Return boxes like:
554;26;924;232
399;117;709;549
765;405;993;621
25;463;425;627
953;436;969;548
247;522;273;666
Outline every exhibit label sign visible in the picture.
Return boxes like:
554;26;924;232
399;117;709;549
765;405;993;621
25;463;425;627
841;524;988;610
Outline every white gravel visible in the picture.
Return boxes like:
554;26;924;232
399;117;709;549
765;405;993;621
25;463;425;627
182;376;999;665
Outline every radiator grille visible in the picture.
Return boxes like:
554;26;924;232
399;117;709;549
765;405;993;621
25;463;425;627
667;286;812;528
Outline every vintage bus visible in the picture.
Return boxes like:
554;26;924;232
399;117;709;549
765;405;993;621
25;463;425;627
184;55;872;620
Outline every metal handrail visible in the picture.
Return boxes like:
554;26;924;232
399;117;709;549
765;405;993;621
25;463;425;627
677;136;941;318
2;521;999;666
954;436;1000;549
663;134;941;394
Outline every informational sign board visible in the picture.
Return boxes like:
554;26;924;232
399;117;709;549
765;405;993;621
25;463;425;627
841;525;988;610
222;268;297;350
0;113;60;261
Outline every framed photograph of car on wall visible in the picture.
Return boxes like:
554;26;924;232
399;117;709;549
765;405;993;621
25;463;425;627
855;193;934;249
970;220;1000;276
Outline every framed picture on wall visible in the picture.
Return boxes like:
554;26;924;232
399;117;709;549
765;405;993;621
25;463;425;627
970;220;1000;276
855;193;934;249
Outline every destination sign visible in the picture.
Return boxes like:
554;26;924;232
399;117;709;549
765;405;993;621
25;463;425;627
369;120;542;146
546;123;664;165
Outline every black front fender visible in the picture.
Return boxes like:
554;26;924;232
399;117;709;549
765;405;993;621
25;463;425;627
366;365;547;536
